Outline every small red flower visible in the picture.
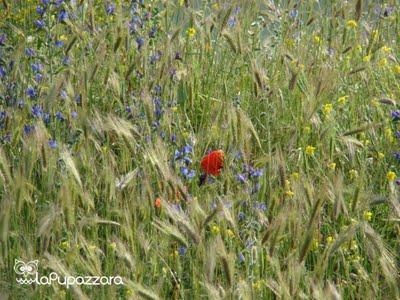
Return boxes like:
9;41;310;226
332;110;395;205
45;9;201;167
200;150;224;176
154;197;161;208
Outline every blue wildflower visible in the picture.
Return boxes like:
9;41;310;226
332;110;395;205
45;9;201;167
106;3;115;15
238;253;245;263
36;5;45;15
25;48;36;57
136;37;145;50
55;111;64;121
238;212;245;221
391;111;400;121
227;16;236;27
394;152;400;162
57;9;69;23
289;9;298;18
55;40;64;47
48;139;57;149
23;124;34;135
71;111;78;118
62;56;70;65
34;19;45;29
236;173;247;183
31;105;43;118
0;34;6;46
174;149;182;159
178;246;187;256
0;66;6;78
149;26;157;38
26;87;37;98
60;90;67;99
182;144;193;154
43;112;50;125
171;134;177;143
35;73;43;82
31;63;43;73
180;166;189;176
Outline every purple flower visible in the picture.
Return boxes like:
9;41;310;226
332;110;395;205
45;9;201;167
55;111;64;121
148;26;157;38
60;90;67;99
175;52;182;60
55;40;64;48
182;144;193;154
23;124;34;135
289;9;298;18
227;16;236;27
106;3;115;15
0;66;6;78
25;48;36;57
0;34;6;46
34;19;45;29
31;63;43;73
174;149;182;159
62;56;70;65
238;253;245;263
249;168;263;178
43;112;50;125
236;173;246;183
238;212;245;221
394;152;400;162
31;105;43;118
171;134;177;143
391;111;400;121
48;139;57;149
41;0;50;5
36;5;45;15
26;87;37;98
35;73;43;82
71;111;78;118
396;179;400;186
58;10;69;23
136;37;145;50
178;246;186;256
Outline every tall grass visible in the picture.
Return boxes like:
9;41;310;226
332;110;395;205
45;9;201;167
0;0;399;299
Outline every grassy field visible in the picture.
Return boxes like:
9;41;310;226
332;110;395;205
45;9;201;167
0;0;399;299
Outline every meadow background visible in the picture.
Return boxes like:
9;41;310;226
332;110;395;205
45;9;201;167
0;0;399;299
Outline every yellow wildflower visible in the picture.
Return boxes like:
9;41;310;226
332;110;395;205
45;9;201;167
326;236;334;244
187;27;196;38
363;211;373;221
363;55;371;62
346;20;358;29
304;126;311;134
225;229;235;238
387;171;396;182
382;46;391;53
327;162;336;170
337;96;348;106
322;103;333;116
109;242;117;250
211;225;220;235
285;190;294;198
349;169;358;179
311;238;319;251
305;146;316;155
378;58;387;67
291;172;300;180
313;35;321;44
377;152;385;159
392;65;400;74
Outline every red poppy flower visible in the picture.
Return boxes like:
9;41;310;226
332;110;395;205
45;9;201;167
200;150;224;176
